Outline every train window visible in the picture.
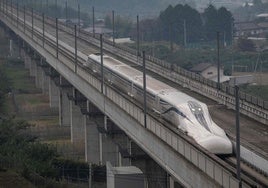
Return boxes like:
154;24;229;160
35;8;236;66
188;101;210;131
159;99;169;106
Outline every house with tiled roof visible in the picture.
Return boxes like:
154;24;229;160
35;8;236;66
235;22;264;37
190;63;230;83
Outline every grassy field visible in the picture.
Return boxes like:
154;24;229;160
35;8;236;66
4;60;40;93
232;72;268;101
2;58;89;187
1;30;99;188
4;59;59;123
240;85;268;101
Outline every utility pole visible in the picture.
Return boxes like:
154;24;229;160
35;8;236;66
16;2;18;28
169;24;173;51
41;0;43;12
143;51;147;128
56;18;58;58
92;6;95;37
112;10;115;46
11;0;13;23
65;0;67;23
183;19;187;47
55;0;57;18
42;13;45;47
88;163;92;188
75;25;77;73
137;15;140;59
217;31;220;90
23;5;25;33
100;34;104;94
46;0;48;16
31;7;33;38
235;85;241;188
78;2;80;31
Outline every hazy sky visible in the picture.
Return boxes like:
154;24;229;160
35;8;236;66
61;0;247;19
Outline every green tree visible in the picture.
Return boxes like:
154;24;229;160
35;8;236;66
253;0;263;6
203;5;234;43
0;65;11;114
159;5;174;42
105;14;112;28
217;7;234;44
105;14;132;37
169;4;203;44
158;4;203;45
236;38;256;52
140;19;158;42
0;117;58;179
203;5;219;41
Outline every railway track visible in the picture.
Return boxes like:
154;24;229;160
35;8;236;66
2;3;268;187
224;156;268;187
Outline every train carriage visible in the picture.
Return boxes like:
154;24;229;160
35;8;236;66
84;53;233;154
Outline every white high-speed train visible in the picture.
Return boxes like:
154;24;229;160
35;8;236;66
84;53;233;154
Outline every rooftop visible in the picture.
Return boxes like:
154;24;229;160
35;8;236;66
190;63;213;73
83;27;113;34
235;22;260;31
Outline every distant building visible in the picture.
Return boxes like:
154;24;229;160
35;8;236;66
106;162;145;188
58;19;84;27
242;2;254;7
256;13;268;19
109;37;134;44
190;63;230;83
235;22;263;37
83;27;113;36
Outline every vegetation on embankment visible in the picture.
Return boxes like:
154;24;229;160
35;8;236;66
0;29;106;187
0;58;60;186
0;64;11;114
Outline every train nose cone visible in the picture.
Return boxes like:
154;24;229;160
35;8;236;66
199;135;233;154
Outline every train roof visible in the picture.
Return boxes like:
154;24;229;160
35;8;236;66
89;54;202;106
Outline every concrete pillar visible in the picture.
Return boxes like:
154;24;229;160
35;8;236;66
24;53;31;69
49;77;59;108
70;100;85;153
20;48;25;62
146;159;168;188
117;136;131;167
41;70;49;95
84;100;131;166
101;117;118;166
29;57;36;77
35;66;43;89
59;88;71;127
103;117;131;167
84;101;120;165
84;115;101;164
128;142;168;188
9;39;13;57
169;176;174;188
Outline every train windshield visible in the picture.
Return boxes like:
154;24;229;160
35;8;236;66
188;101;210;131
